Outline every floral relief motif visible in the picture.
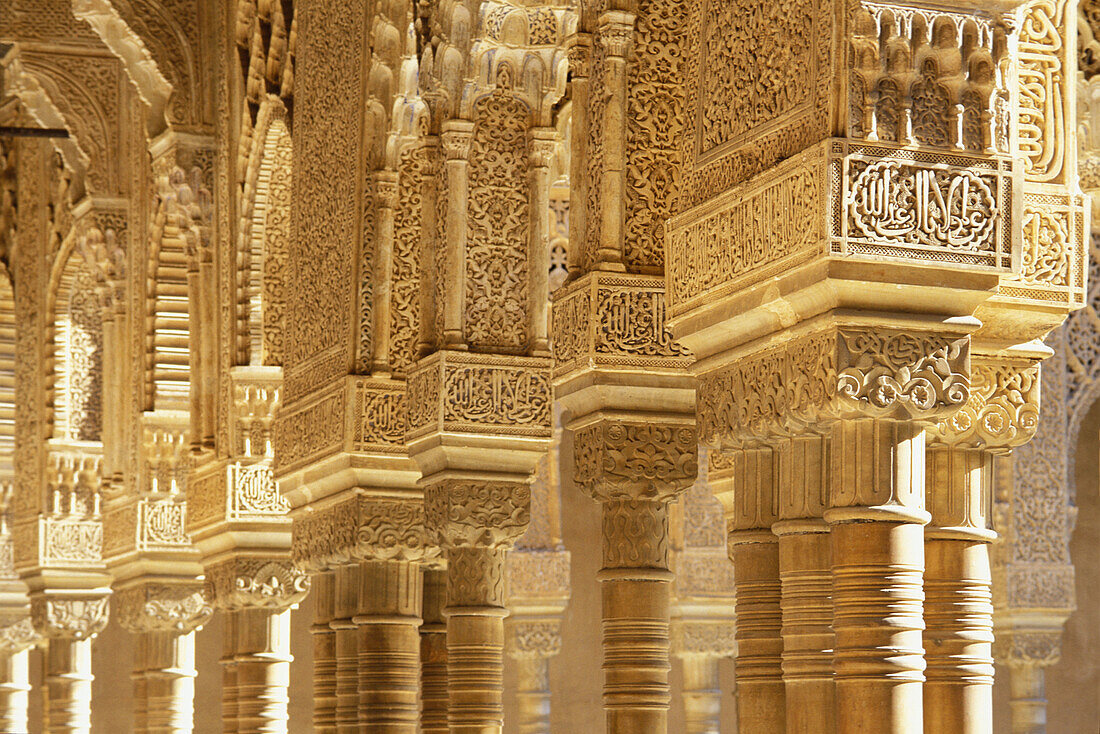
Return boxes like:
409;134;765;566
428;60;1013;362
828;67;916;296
466;92;530;349
356;499;433;562
31;597;109;640
573;421;697;501
928;360;1041;449
425;481;531;549
836;329;970;420
390;145;428;375
602;498;670;569
698;0;814;153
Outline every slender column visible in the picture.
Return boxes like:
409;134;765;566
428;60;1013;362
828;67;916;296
420;481;532;734
599;498;673;733
1006;663;1046;734
0;648;30;733
420;567;448;734
679;655;720;734
207;560;307;734
440;124;472;347
513;656;551;734
923;448;995;734
774;436;834;734
571;420;696;734
355;560;422;733
827;419;927;734
371;173;399;375
33;597;109;734
527;129;555;354
233;607;293;733
45;638;95;734
444;545;508;734
712;448;785;734
332;564;359;734
311;571;337;734
117;584;212;734
0;619;38;734
506;619;562;734
134;631;199;734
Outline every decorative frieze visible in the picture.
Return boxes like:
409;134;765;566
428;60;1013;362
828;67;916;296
407;352;552;441
552;273;691;381
668;141;1017;319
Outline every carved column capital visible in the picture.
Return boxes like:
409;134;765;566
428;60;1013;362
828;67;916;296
566;34;593;79
205;558;309;611
355;497;437;562
425;480;531;549
528;129;557;169
995;629;1065;669
926;356;1041;452
30;597;109;641
114;583;213;635
597;11;635;58
441;122;475;160
0;619;38;656
506;620;562;659
373;171;399;209
572;419;697;503
696;325;973;447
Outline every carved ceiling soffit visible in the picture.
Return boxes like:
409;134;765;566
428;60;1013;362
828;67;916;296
696;325;972;448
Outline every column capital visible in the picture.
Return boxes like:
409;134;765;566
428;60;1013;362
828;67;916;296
441;121;475;160
697;323;974;448
572;417;697;503
31;596;109;641
926;355;1041;452
596;11;635;58
0;619;38;656
425;480;530;549
205;557;309;611
114;582;213;634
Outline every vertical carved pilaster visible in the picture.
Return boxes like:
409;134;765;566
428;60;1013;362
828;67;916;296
439;124;472;348
527;129;556;355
